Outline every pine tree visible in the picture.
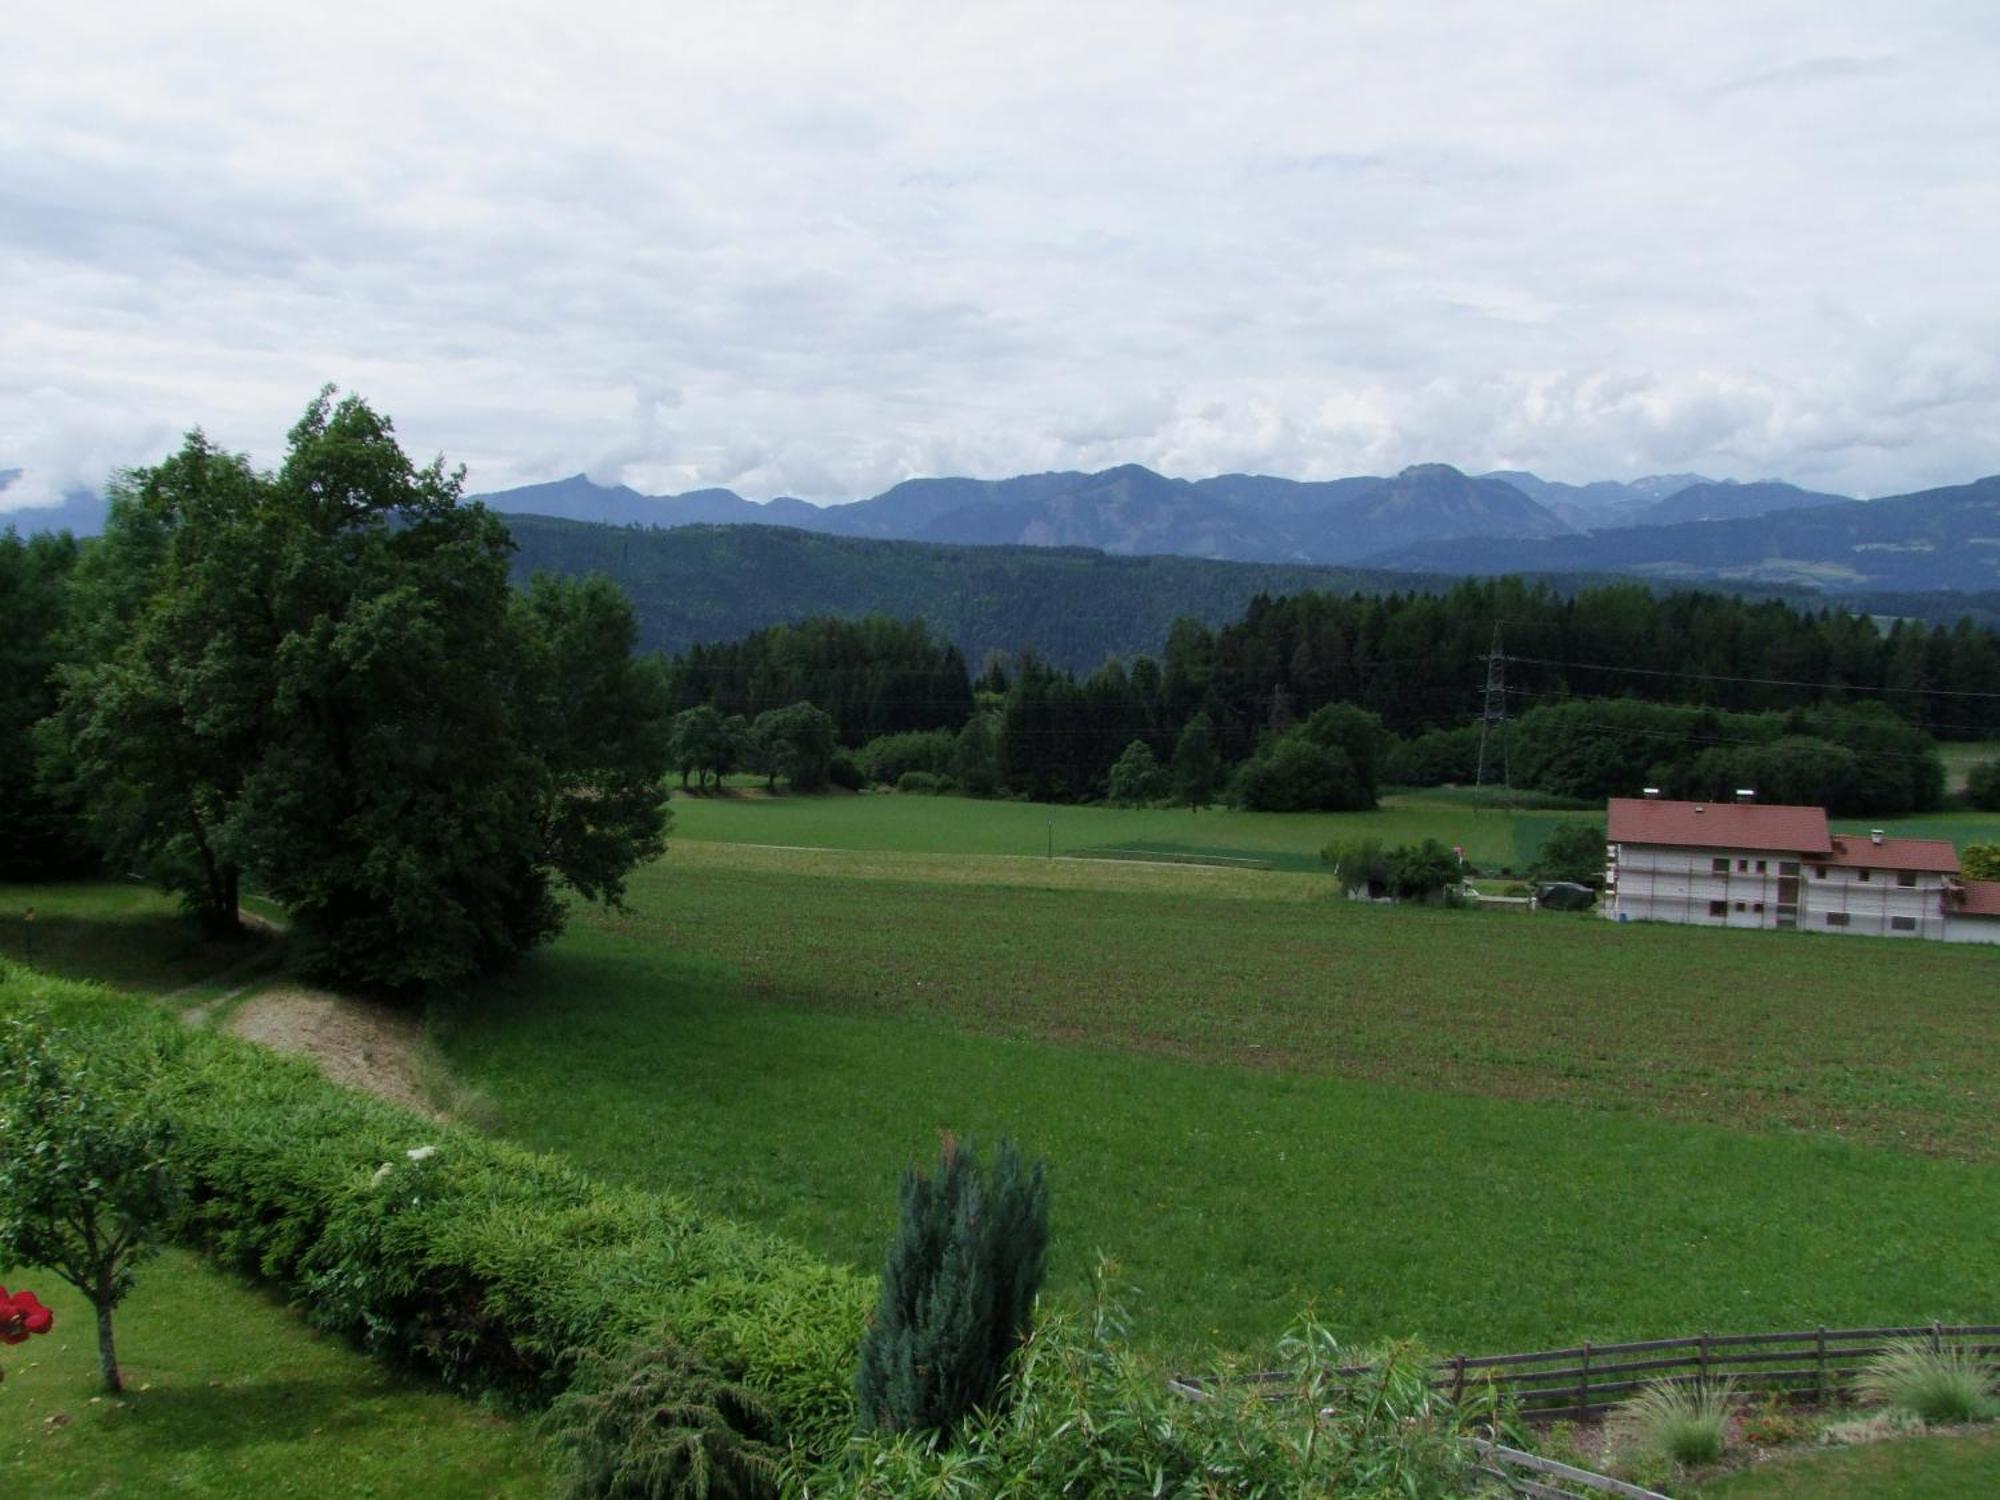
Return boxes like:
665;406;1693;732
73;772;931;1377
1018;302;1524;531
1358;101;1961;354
853;1135;1049;1440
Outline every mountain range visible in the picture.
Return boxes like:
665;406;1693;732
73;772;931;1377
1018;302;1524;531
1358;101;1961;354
11;457;1999;594
465;462;1853;567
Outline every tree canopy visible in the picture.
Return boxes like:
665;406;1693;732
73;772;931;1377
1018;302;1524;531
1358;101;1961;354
48;390;671;989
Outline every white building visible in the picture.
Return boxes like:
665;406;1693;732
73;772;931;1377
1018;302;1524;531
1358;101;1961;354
1603;794;1973;941
1945;879;2000;946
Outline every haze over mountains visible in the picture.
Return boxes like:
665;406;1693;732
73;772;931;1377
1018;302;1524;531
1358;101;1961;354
11;459;1999;594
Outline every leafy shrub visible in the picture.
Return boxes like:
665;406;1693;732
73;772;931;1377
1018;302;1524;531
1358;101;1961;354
811;1270;1487;1497
1529;821;1607;887
545;1336;785;1500
1322;838;1462;903
1963;760;2000;811
1385;726;1481;787
1961;841;2000;881
1852;1337;1999;1424
1234;736;1365;812
0;964;872;1458
1323;838;1390;898
853;1135;1049;1441
827;751;865;792
855;730;957;788
893;770;945;795
1607;1379;1735;1469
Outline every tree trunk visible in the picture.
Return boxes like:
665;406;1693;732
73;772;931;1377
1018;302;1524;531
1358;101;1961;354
94;1297;121;1393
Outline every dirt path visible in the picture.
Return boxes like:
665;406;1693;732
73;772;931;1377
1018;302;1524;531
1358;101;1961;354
223;983;445;1120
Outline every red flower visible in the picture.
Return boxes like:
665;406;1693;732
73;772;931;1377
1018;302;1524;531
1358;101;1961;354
0;1286;55;1344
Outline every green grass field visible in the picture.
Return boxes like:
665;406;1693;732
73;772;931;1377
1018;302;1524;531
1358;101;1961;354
665;785;1595;870
0;1251;544;1498
4;786;1996;1479
1692;1428;2000;1497
426;790;1998;1362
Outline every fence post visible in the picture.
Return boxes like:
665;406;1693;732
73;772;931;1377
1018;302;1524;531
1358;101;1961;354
1815;1327;1826;1405
1931;1321;1943;1357
1451;1354;1466;1406
1578;1342;1591;1416
1698;1330;1711;1385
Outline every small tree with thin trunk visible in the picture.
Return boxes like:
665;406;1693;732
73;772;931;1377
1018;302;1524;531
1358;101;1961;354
0;1017;177;1393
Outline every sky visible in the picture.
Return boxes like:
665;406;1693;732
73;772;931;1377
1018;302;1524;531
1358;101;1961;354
5;1;1999;510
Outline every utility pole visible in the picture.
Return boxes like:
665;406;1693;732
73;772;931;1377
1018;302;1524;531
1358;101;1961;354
1474;624;1509;793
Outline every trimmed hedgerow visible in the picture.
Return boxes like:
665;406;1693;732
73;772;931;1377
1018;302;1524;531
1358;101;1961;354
0;962;871;1459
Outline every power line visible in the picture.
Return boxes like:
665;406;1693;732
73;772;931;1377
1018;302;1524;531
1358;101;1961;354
1500;653;2000;701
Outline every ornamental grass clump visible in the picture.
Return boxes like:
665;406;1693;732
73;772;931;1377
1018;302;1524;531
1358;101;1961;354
1853;1338;1999;1424
1607;1378;1736;1470
544;1336;785;1500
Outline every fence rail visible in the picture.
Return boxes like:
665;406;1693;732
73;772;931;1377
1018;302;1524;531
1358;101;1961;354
1173;1321;2000;1425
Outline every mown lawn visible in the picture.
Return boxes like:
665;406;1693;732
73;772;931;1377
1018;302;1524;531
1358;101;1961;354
0;883;270;995
1692;1428;2000;1497
0;1250;545;1498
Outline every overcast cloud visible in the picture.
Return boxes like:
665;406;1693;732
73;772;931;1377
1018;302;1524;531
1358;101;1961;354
4;0;1999;509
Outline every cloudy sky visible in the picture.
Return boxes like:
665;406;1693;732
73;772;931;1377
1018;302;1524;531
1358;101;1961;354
5;1;1998;510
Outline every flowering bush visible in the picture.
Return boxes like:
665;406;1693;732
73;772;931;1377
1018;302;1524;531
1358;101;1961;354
0;1285;55;1381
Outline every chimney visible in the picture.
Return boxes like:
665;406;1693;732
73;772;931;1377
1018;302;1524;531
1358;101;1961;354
1870;829;1885;846
1642;787;1661;799
1735;788;1756;803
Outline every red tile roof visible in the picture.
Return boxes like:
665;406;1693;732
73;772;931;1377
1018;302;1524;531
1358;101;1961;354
1606;797;1832;854
1824;835;1961;873
1953;880;2000;917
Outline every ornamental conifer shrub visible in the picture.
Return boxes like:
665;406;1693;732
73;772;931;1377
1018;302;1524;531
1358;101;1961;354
853;1133;1049;1440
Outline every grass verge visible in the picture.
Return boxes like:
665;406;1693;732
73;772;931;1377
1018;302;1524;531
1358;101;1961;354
0;1249;546;1499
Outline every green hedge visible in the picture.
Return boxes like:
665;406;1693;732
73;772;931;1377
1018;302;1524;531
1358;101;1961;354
0;962;872;1459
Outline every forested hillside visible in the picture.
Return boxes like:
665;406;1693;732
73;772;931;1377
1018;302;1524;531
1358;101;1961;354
503;515;1451;668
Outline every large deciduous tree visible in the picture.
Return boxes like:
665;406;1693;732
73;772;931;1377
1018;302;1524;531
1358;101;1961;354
50;389;671;989
0;531;95;879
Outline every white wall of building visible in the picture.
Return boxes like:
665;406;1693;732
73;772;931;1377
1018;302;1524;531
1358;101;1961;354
1606;843;1953;939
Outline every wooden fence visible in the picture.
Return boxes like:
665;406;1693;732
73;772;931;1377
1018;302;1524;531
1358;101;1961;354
1172;1321;2000;1424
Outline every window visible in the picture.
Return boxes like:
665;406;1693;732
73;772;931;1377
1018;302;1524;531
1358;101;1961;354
1712;857;1729;875
1897;871;1917;887
1858;869;1871;882
1709;900;1727;917
1825;912;1850;927
1780;862;1801;876
1737;858;1749;872
1756;860;1767;874
1813;865;1827;878
1891;915;1917;932
1734;901;1746;912
1753;902;1764;913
